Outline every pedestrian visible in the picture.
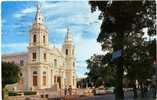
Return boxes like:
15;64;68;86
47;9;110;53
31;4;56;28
133;83;138;98
64;86;68;96
92;86;96;95
151;84;156;98
143;84;148;97
68;85;72;95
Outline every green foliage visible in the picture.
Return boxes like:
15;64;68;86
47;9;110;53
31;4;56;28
148;39;156;61
3;87;8;100
2;62;20;88
8;91;18;96
89;0;156;99
89;1;156;38
24;91;37;95
89;0;156;83
89;0;156;51
86;54;116;87
8;91;37;96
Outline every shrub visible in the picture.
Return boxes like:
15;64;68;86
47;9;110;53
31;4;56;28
8;92;18;96
24;91;36;95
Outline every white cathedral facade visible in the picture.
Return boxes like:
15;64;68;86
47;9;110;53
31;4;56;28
2;5;76;91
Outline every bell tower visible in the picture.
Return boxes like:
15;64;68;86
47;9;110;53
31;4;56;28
28;3;48;63
63;28;76;88
26;3;49;90
29;4;48;48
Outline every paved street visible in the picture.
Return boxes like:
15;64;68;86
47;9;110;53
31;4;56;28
79;94;115;100
78;94;157;100
7;88;157;100
77;90;157;100
8;92;157;100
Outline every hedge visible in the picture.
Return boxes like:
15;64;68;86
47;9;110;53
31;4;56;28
8;91;37;96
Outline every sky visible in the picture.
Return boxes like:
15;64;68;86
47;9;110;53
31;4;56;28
2;1;105;78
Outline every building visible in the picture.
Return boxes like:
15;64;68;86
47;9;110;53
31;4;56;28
2;4;76;91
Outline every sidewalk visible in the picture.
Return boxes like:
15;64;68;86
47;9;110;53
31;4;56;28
124;90;157;100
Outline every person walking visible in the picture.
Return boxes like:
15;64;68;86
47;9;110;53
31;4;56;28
143;84;148;97
64;86;68;96
151;84;156;98
68;85;72;95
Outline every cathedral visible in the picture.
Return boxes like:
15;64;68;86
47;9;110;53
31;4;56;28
2;4;76;91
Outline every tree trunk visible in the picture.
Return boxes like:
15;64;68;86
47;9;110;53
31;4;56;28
133;80;138;98
115;60;124;100
114;32;124;100
140;81;144;98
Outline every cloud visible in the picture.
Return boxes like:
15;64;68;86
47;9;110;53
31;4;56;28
2;43;28;48
2;43;28;54
73;33;105;78
14;7;35;18
42;1;101;40
2;1;103;78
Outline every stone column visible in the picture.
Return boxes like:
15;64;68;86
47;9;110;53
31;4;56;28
27;66;32;90
51;69;54;86
61;71;64;89
38;67;42;89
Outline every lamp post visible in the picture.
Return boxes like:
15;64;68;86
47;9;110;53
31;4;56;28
153;61;157;98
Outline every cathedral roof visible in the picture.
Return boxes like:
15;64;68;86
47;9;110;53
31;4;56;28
2;52;28;57
49;46;64;57
65;27;73;42
34;2;44;24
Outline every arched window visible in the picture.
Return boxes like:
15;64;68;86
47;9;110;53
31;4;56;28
73;49;74;55
33;71;38;86
54;59;57;67
33;35;36;43
43;36;45;44
32;52;36;61
20;60;24;66
20;73;23;77
44;53;46;61
43;71;46;86
73;62;75;67
66;49;68;55
73;76;75;85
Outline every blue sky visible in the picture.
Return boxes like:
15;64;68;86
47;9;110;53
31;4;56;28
2;1;105;78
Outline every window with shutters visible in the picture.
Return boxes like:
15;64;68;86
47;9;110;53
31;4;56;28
33;71;38;86
54;59;57;67
43;36;45;44
44;53;46;61
66;49;68;55
32;53;36;61
33;35;36;43
20;60;24;66
43;72;46;86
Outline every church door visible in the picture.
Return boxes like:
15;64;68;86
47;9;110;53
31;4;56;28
57;76;61;89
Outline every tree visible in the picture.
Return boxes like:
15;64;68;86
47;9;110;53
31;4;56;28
89;1;156;99
2;62;20;99
124;35;155;98
86;54;116;87
2;62;20;88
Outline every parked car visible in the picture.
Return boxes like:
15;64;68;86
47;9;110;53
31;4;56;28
83;88;93;96
105;87;115;94
95;86;106;95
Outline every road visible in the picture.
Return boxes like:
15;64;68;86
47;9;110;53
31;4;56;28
79;94;115;100
78;92;156;100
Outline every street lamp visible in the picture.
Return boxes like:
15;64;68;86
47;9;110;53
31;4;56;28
153;61;157;98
